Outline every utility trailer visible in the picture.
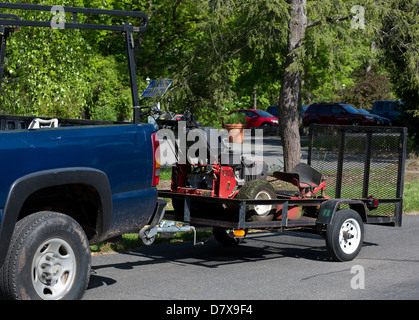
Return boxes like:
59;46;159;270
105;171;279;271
147;124;407;262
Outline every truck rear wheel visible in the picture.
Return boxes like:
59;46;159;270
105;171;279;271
325;209;364;262
236;180;277;221
0;211;91;300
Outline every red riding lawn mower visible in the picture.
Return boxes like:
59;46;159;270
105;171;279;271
155;107;328;223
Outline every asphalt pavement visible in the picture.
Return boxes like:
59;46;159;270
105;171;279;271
83;132;418;302
83;214;419;301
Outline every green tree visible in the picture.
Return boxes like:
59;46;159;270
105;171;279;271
272;0;417;170
0;0;143;120
165;0;289;126
377;0;419;149
1;0;415;158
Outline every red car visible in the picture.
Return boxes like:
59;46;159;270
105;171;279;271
228;109;279;128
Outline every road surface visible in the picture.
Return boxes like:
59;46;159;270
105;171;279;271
84;214;419;301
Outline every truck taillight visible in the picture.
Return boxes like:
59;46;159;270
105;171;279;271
152;132;161;186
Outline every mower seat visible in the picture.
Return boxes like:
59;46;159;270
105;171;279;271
273;163;322;190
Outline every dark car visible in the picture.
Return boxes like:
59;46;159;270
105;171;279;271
357;108;392;126
303;103;382;126
228;109;278;128
371;100;404;125
267;105;308;119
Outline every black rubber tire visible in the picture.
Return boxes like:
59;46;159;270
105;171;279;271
325;209;364;262
0;211;91;300
235;180;277;221
212;227;246;246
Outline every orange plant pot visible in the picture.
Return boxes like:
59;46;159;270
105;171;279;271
224;124;245;143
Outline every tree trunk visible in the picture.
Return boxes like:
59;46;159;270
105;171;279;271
253;85;258;109
278;0;307;172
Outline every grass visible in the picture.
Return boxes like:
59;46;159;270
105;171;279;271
403;182;419;213
91;229;212;255
403;158;419;213
159;167;172;181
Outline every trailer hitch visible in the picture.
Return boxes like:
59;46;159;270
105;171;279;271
139;200;204;246
139;221;204;246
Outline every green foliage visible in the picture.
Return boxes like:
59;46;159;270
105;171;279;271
344;68;394;109
223;112;247;125
378;0;419;107
0;0;417;143
0;26;91;118
86;55;132;121
0;0;137;121
376;0;419;146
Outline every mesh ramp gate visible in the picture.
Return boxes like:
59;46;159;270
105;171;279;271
308;125;407;225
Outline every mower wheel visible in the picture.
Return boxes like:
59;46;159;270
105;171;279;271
236;180;277;221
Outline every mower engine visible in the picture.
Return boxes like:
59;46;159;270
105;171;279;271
186;165;214;190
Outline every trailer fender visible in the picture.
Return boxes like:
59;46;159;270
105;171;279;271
317;199;368;225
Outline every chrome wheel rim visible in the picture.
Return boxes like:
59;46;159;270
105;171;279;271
31;238;76;300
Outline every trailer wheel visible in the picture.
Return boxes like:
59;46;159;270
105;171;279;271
213;228;246;246
325;209;364;262
236;180;277;221
0;211;91;300
139;227;156;246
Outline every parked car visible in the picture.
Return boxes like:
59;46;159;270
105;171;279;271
228;109;278;128
303;103;383;126
266;105;308;119
357;108;392;126
371;101;404;125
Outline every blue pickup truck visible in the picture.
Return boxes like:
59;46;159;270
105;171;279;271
0;116;164;300
0;4;165;300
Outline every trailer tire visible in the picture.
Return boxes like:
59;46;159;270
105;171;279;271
0;211;91;300
325;209;364;262
236;180;277;221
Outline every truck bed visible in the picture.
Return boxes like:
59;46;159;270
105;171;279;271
0;114;158;237
0;114;128;130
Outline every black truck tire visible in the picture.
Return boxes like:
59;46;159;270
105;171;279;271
325;209;364;262
0;211;91;300
236;180;277;221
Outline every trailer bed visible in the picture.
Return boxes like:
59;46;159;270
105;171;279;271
159;191;323;229
158;124;406;229
153;125;408;261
